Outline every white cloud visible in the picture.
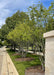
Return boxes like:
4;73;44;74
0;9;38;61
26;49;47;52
0;0;51;28
0;0;11;27
0;0;35;27
0;0;10;9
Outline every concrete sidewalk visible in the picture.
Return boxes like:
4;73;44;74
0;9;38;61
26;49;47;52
0;46;19;75
0;55;3;75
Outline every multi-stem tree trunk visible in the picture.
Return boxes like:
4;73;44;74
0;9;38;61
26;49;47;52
39;42;45;71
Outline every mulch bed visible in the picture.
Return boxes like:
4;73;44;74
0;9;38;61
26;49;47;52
25;66;45;75
13;53;20;56
26;66;44;73
15;57;35;61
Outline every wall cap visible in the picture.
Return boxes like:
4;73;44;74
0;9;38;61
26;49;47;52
43;30;54;38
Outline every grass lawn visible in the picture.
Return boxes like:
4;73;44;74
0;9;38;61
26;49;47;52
7;49;41;75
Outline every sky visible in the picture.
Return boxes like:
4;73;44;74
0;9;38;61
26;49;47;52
0;0;53;28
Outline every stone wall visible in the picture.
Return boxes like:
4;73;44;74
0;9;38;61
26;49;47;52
43;30;54;75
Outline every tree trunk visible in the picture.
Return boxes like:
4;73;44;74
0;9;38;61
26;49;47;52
19;46;20;51
39;44;45;71
34;45;36;54
27;42;29;51
11;45;12;51
32;44;33;50
13;44;16;52
22;50;24;58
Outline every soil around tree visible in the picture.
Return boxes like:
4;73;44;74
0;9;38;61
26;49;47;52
13;53;20;56
25;65;45;75
26;65;44;73
15;57;35;61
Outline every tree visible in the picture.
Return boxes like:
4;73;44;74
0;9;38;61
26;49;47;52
7;22;32;57
6;11;29;30
28;2;46;70
46;1;54;31
1;24;10;40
